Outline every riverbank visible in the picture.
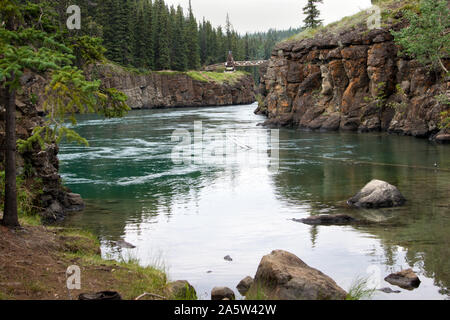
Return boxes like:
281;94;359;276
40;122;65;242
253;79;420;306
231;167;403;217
0;221;194;300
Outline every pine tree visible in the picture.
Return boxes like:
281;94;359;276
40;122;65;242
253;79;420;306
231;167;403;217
302;0;323;29
171;5;188;71
185;0;200;70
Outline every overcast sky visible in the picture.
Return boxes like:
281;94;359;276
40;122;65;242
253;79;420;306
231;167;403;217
164;0;373;34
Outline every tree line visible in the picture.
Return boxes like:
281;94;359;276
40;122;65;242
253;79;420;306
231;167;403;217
69;0;301;71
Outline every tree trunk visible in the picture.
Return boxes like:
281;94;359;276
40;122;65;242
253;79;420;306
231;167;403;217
2;84;20;228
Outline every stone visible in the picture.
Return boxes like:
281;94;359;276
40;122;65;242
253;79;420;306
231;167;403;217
378;287;401;294
293;214;358;226
348;180;406;209
211;287;235;301
224;255;233;262
166;280;197;299
236;276;254;296
384;269;421;290
435;133;450;144
249;250;347;300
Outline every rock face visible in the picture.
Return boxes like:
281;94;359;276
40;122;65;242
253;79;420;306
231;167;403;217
88;64;255;109
249;250;347;300
384;269;421;290
348;180;406;208
211;287;236;300
258;20;449;140
0;77;85;222
293;214;358;226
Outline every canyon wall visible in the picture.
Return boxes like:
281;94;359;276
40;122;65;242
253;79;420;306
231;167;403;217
257;25;449;142
89;64;256;109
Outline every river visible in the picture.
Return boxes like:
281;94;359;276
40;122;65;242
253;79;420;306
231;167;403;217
60;103;450;300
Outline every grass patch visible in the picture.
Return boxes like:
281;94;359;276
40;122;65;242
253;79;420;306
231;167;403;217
346;277;377;300
187;71;249;84
283;0;421;43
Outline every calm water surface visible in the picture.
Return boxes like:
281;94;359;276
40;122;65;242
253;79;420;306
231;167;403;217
60;103;450;300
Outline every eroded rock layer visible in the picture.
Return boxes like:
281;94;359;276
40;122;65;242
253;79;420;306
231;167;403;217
258;26;449;140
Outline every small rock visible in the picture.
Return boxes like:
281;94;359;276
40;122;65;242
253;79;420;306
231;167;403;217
348;180;406;208
166;280;197;299
224;255;233;262
293;214;358;226
116;240;136;249
384;269;421;290
378;287;401;294
236;276;254;295
211;287;235;301
78;291;122;300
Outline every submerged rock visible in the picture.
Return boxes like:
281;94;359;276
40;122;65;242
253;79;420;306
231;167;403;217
378;287;401;294
211;287;235;300
384;269;421;290
236;276;254;296
293;214;358;226
249;250;347;300
115;240;136;249
348;180;406;209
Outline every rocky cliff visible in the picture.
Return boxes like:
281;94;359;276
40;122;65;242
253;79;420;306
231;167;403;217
89;64;256;109
257;11;449;142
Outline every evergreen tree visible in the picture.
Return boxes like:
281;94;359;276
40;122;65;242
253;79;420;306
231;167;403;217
302;0;323;29
171;5;188;71
185;0;200;70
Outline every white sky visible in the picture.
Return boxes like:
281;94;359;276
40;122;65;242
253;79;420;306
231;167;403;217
164;0;373;34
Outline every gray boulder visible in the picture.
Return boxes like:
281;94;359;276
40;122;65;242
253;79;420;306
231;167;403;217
348;180;406;208
249;250;347;300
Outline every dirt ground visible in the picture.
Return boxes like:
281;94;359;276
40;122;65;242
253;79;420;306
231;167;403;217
0;225;169;300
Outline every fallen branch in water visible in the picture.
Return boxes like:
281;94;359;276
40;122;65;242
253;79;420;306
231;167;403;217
135;292;167;300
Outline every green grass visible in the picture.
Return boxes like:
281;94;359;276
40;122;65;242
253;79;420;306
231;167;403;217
187;71;249;84
346;277;377;300
284;0;421;43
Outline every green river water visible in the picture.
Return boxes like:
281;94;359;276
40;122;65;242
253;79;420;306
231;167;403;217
60;103;450;300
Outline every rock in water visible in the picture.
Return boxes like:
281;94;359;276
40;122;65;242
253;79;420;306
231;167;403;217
294;214;357;226
348;180;406;208
378;287;401;294
236;276;254;296
224;255;233;262
384;269;421;290
211;287;235;300
249;250;347;300
116;240;136;249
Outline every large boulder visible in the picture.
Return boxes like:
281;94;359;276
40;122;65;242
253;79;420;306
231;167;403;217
249;250;347;300
348;180;406;208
